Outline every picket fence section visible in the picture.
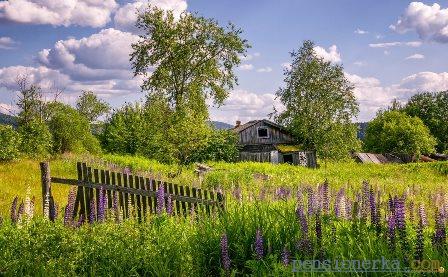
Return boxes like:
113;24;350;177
40;161;225;221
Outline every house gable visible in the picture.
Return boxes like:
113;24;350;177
233;119;295;145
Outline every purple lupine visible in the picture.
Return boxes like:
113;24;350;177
387;215;396;251
64;188;76;226
345;199;352;219
369;188;377;226
258;187;266;201
89;198;96;224
254;229;264;260
394;197;406;231
281;246;290;266
296;205;308;238
433;210;446;248
220;234;231;271
166;194;173;215
17;201;24;223
307;187;315;216
98;186;106;222
335;188;345;219
315;212;322;248
418;204;428;227
414;219;424;261
322;181;329;214
156;184;165;215
408;201;415;224
276;187;291;200
112;191;119;220
297;238;313;256
10;196;18;223
388;195;395;215
361;181;370;221
76;214;85;228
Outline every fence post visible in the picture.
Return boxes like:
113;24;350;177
40;161;51;217
217;190;225;212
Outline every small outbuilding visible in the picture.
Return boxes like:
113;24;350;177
232;119;317;168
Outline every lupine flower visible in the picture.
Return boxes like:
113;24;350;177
157;185;165;215
335;188;346;219
255;229;264;260
276;187;291;200
418;204;428;227
220;234;231;271
258;187;266;201
433;210;446;248
387;215;396;251
388;195;395;215
322;181;329;214
112;191;119;219
64;188;76;226
297;238;312;256
307;187;315;216
369;188;377;226
394;197;406;231
10;196;18;223
414;219;424;261
315;213;322;248
408;201;415;224
166;194;173;215
296;205;308;238
98;186;106;222
17;201;24;225
281;246;290;266
361;181;370;221
76;214;85;228
89;198;96;224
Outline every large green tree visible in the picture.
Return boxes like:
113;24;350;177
130;7;249;113
76;91;110;123
403;91;448;153
364;110;436;157
274;40;360;159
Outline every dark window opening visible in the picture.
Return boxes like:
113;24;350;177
283;154;293;164
257;127;268;138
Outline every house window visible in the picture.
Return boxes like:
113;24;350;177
257;127;269;138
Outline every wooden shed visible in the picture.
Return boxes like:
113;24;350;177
232;119;317;168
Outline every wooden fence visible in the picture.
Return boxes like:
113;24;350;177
40;162;225;221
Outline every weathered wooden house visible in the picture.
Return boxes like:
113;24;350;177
232;119;317;168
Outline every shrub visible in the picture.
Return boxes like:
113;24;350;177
0;124;21;161
364;110;437;156
190;129;239;162
18;120;52;158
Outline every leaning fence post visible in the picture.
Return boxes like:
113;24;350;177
40;161;51;218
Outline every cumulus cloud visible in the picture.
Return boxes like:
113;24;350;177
368;41;422;48
405;53;424;60
354;28;368;35
390;2;448;43
313;45;341;63
400;71;448;92
0;65;71;90
37;28;139;81
114;0;187;32
210;89;282;124
256;67;272;73
0;0;118;27
0;37;19;50
238;64;254;71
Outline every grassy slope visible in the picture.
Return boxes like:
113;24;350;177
1;154;447;216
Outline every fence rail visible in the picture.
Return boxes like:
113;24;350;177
40;161;225;221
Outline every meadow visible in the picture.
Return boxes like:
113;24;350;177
0;155;448;275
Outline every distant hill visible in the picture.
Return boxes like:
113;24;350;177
210;121;233;130
0;113;17;127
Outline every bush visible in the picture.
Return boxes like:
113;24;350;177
364;110;437;156
18;120;52;158
190;129;239;162
0;124;21;161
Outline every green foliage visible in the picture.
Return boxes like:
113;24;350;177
190;129;239;162
364;110;437;156
76;91;110;123
131;7;249;113
275;40;360;160
0;124;21;161
403;91;448;153
18;119;52;158
45;102;101;154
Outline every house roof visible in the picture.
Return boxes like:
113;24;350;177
275;144;303;153
232;119;290;134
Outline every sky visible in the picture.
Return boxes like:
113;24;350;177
1;0;448;124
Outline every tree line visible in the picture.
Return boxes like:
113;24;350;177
1;7;447;163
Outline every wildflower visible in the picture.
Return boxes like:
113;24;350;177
17;201;24;225
89;198;96;224
433;210;446;248
281;246;290;266
408;201;415;224
156;184;165;215
76;214;85;228
307;187;315;216
418;204;427;227
255;229;264;260
369;188;377;226
315;212;322;248
387;215;396;251
64;188;76;226
276;187;291;200
361;181;369;221
322;181;329;214
335;188;346;219
394;197;406;231
296;205;308;238
166;194;173;215
414;219;424;261
112;191;119;221
232;187;242;202
98;186;106;222
220;234;231;271
10;196;18;223
24;186;33;223
296;238;312;256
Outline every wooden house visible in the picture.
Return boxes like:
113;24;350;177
232;119;317;168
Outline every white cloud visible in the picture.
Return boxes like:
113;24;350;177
384;50;390;55
354;28;368;35
390;2;448;43
0;65;71;91
114;0;187;32
238;64;254;71
0;37;18;50
256;67;272;73
368;41;422;48
405;53;425;60
37;28;139;81
313;45;341;63
353;61;366;66
400;71;448;92
0;0;118;27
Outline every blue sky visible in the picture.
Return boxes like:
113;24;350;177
1;0;448;124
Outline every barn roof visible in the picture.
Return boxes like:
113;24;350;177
232;119;290;134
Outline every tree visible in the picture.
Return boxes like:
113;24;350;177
274;40;360;159
403;91;448;153
76;91;110;123
45;102;101;154
364;110;436;157
189;129;239;162
130;7;249;113
0;124;21;161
